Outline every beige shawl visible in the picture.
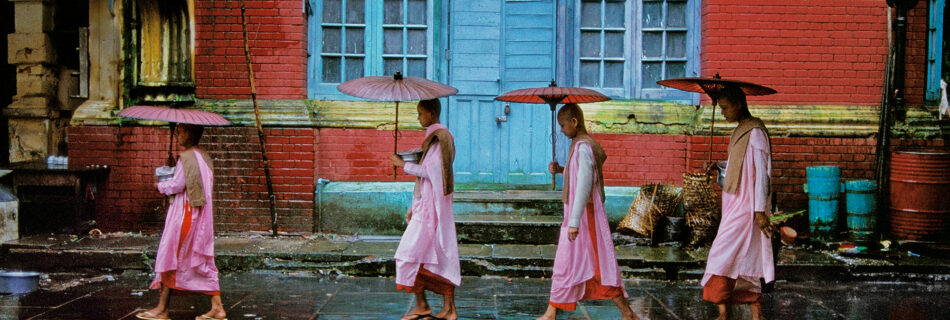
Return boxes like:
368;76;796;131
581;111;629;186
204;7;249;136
179;147;214;207
723;117;770;194
415;128;455;196
562;134;607;204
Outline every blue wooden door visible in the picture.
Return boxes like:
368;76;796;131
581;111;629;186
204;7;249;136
446;0;562;185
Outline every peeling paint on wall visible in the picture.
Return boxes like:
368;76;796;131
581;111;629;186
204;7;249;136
68;97;950;139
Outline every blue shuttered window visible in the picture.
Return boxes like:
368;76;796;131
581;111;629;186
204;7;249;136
383;0;429;77
319;0;366;84
575;0;699;102
926;0;945;102
578;0;627;97
308;0;436;99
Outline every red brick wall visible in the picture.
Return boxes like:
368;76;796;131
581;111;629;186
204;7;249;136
67;126;315;232
685;135;879;211
314;128;426;182
595;133;688;186
193;0;307;99
701;1;930;106
904;3;929;106
67;126;946;232
683;135;945;212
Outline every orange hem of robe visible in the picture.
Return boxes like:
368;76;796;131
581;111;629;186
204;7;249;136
702;275;760;304
550;203;624;311
159;201;219;297
396;265;456;296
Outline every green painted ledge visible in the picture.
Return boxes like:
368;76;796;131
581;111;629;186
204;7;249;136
70;99;950;138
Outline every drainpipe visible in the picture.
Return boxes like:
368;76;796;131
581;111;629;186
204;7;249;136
314;178;331;233
890;0;919;122
877;0;919;238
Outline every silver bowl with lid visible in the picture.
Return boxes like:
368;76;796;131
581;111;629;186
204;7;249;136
397;148;424;164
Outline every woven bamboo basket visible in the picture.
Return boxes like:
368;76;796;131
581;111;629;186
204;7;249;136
618;184;681;238
682;172;721;247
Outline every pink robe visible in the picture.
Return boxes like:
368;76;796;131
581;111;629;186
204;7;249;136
702;128;774;291
394;124;461;288
150;149;220;292
550;142;627;305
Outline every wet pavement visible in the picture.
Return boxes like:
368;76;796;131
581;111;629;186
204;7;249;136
2;271;949;320
5;234;950;282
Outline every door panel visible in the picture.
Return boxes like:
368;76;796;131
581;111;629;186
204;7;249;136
447;0;559;185
445;96;503;183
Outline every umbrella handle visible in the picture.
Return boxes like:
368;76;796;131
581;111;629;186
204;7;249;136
708;104;715;165
167;123;176;167
551;103;557;190
393;101;399;181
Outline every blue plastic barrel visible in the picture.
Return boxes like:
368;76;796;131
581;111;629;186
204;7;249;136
845;180;877;243
805;166;841;241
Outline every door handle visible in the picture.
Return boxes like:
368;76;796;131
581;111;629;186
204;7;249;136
495;116;508;123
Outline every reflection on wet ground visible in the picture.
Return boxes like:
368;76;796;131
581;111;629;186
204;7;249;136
1;271;948;319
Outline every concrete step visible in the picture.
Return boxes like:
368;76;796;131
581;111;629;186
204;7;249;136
453;190;562;216
455;214;561;244
318;182;640;236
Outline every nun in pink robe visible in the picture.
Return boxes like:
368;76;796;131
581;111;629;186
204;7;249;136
394;123;461;292
138;123;225;320
390;99;461;320
537;103;637;320
548;138;627;310
702;87;774;320
151;148;220;295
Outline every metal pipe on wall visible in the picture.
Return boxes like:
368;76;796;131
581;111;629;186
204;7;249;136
313;178;331;233
877;0;920;239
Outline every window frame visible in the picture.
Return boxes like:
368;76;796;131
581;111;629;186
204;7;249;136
926;0;945;102
572;0;700;102
124;0;197;104
573;0;631;98
308;0;438;100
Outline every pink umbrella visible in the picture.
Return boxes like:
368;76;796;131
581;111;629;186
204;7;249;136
338;72;458;179
117;105;231;165
117;105;231;126
495;80;611;189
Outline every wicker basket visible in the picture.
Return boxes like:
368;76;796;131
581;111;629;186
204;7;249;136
682;172;721;247
618;184;681;238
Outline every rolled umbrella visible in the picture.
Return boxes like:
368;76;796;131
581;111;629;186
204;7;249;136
495;80;611;190
657;73;777;165
338;72;458;179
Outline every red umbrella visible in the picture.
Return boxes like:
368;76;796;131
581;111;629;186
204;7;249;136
495;80;611;189
656;73;777;165
337;72;458;179
656;75;777;98
118;105;231;165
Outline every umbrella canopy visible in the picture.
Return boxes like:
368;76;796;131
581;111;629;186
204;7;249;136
495;81;610;105
117;105;230;167
338;72;458;102
495;81;611;189
117;105;231;126
656;73;777;166
337;72;458;179
656;73;777;100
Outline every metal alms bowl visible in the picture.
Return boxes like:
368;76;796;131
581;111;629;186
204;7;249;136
397;148;423;164
0;271;42;294
716;161;727;186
